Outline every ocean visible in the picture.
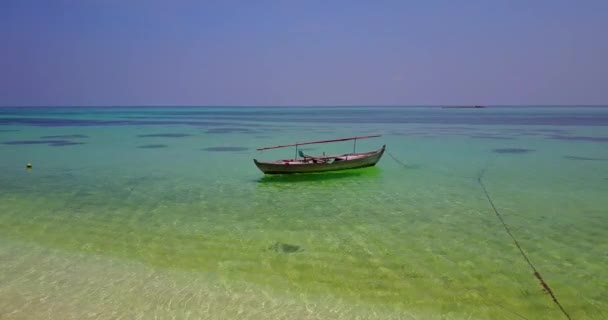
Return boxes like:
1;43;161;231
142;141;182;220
0;106;607;319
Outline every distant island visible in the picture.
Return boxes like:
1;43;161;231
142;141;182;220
441;105;486;109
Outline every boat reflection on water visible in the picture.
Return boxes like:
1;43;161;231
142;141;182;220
256;166;382;184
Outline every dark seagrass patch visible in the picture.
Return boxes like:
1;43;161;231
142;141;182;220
137;144;168;149
492;148;535;154
202;146;249;152
137;133;192;138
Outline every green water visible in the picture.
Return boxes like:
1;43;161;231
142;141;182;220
0;107;607;319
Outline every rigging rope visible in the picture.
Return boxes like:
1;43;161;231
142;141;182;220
387;152;572;319
477;166;572;320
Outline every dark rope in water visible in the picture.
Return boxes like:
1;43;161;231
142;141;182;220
387;152;571;318
477;167;572;320
387;151;410;169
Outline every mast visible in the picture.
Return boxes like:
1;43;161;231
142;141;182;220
256;134;382;151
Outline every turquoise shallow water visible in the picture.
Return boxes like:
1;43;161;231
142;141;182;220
1;106;607;319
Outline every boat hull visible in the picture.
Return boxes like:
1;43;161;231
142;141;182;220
254;145;385;174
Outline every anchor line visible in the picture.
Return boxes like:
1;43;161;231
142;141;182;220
387;151;474;180
387;153;529;318
388;152;571;319
477;166;572;320
387;151;409;169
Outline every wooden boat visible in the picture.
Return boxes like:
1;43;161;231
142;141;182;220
253;135;385;174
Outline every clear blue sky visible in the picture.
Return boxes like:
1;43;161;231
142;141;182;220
1;0;607;106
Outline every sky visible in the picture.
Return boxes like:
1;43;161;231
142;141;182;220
1;0;607;106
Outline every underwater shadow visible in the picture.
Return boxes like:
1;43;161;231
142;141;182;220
256;166;381;184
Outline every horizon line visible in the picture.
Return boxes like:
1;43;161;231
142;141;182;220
1;104;608;108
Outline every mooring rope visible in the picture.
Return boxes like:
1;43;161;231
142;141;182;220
387;151;572;319
387;151;410;169
477;166;572;320
387;151;478;180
